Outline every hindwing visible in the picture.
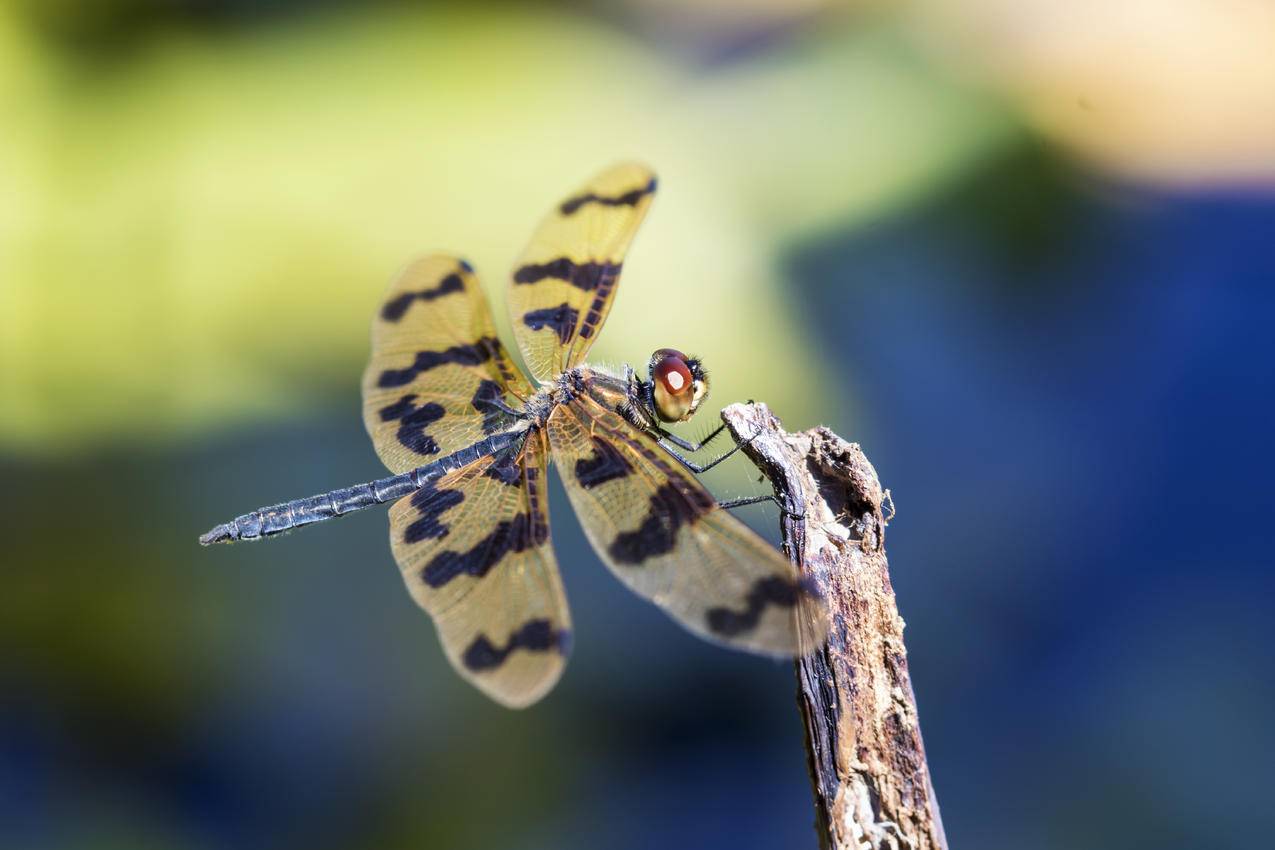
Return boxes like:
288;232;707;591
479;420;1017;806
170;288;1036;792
388;429;570;708
546;393;827;656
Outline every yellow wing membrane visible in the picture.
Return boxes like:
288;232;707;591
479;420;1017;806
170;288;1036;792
508;162;657;381
363;255;532;473
546;393;828;656
388;430;570;708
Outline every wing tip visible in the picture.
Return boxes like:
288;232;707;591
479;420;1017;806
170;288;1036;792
394;252;476;279
481;666;568;710
615;161;658;192
610;159;656;177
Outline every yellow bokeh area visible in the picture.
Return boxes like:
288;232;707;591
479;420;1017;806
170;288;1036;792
0;3;1008;454
912;0;1275;185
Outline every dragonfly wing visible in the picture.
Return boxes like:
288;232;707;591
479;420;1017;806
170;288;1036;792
546;395;827;656
507;163;657;381
363;255;532;474
388;429;570;708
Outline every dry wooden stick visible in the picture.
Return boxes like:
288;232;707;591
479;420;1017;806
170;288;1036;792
721;402;948;850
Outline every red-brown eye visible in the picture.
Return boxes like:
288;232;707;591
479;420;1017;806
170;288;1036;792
653;349;692;396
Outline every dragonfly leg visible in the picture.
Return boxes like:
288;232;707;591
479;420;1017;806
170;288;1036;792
658;421;728;453
719;493;805;520
658;425;758;474
659;440;738;473
719;494;776;510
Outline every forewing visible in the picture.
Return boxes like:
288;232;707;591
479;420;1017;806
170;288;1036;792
363;255;532;474
388;430;570;708
546;396;827;656
508;163;657;381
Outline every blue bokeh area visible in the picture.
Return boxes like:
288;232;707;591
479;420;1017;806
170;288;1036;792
792;147;1275;849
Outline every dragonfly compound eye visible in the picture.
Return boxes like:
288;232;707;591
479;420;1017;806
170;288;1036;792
650;348;697;422
655;351;692;395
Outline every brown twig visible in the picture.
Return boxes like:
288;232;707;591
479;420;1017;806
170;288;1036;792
721;402;947;850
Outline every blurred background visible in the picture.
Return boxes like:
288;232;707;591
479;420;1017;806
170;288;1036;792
3;1;1273;847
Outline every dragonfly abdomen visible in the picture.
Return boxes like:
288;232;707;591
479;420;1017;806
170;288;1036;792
199;429;527;545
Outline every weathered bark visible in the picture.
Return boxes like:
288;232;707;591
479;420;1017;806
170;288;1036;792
721;402;947;850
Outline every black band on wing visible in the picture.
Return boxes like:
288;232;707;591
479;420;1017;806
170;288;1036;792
608;482;713;565
462;619;572;671
403;480;465;543
574;436;633;489
376;337;500;388
576;275;616;341
522;303;579;345
380;272;465;322
420;511;549;588
558;176;656;216
512;258;621;293
705;576;807;638
378;394;447;456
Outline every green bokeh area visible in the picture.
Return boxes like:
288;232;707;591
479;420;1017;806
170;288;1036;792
0;2;1006;453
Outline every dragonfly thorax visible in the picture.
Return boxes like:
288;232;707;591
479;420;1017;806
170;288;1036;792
517;366;588;423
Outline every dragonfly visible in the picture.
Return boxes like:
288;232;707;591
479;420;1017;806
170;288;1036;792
200;163;828;707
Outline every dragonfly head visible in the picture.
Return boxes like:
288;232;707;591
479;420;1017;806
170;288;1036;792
648;348;710;423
